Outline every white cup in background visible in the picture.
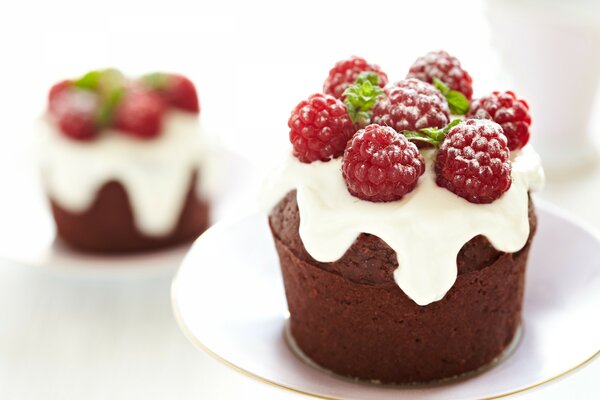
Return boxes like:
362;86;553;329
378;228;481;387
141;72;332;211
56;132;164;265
485;0;600;174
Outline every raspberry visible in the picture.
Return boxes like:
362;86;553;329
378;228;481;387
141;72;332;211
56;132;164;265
468;91;531;150
407;50;473;100
372;78;450;136
288;93;356;163
48;80;73;115
342;124;425;202
435;119;512;204
114;88;166;139
58;110;97;140
141;73;200;113
323;56;388;99
52;88;99;140
164;74;200;113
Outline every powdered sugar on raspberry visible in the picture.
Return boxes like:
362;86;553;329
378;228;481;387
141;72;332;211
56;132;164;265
435;119;512;204
412;56;464;81
407;50;473;100
372;79;450;134
468;91;531;150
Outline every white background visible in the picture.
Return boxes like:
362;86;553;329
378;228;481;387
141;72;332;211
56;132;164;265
0;0;599;399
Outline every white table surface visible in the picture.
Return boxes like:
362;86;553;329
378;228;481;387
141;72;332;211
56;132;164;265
1;171;599;400
1;0;600;399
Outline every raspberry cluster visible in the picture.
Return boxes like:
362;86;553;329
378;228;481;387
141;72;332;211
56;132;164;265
47;69;199;140
285;51;533;204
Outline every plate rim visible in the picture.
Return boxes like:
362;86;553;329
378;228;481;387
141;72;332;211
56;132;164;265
171;202;600;399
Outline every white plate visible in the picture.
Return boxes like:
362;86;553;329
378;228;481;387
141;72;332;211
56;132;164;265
172;202;600;400
0;149;259;278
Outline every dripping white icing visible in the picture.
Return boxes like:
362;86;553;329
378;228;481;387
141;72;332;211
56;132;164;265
265;145;544;306
36;111;217;237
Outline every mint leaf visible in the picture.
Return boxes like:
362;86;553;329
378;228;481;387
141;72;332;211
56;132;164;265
75;70;103;89
445;91;469;115
402;131;441;146
74;69;125;99
357;71;380;87
442;119;462;134
72;69;127;127
141;72;169;90
432;77;469;115
432;77;450;94
343;72;384;126
97;69;125;96
96;87;124;127
401;119;463;148
420;127;445;142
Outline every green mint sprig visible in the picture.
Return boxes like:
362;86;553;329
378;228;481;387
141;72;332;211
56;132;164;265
343;72;385;127
141;72;169;90
96;87;124;127
74;70;103;90
402;119;462;147
432;77;469;115
73;69;127;127
74;68;124;94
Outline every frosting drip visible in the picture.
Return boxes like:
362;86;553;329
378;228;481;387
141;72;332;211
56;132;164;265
36;111;215;237
265;145;544;305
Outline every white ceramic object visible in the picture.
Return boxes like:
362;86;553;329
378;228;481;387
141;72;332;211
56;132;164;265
485;0;600;173
173;203;600;400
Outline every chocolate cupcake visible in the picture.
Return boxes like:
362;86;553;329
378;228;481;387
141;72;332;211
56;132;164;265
266;56;544;384
37;69;214;253
270;191;537;383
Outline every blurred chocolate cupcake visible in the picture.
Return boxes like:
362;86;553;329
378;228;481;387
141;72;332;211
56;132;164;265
37;69;213;253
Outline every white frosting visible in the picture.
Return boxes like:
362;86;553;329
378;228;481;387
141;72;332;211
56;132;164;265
265;145;545;306
36;111;217;237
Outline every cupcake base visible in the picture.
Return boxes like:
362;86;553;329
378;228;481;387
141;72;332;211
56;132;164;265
284;319;523;386
50;173;209;253
273;234;531;384
269;190;536;384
